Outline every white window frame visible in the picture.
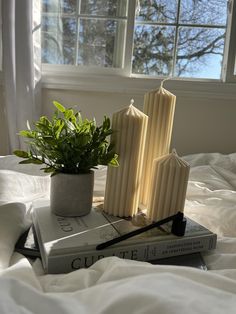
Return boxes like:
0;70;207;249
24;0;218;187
222;0;236;82
42;0;236;95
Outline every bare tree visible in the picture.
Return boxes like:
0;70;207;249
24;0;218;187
132;0;227;77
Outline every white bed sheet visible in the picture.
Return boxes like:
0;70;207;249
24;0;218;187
1;153;236;313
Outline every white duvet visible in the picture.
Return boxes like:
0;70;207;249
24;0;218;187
1;153;236;313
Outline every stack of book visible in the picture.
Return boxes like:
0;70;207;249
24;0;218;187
16;202;217;274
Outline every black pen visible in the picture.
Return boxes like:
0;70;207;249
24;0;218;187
96;211;186;250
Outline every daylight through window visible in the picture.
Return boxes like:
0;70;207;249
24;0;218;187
41;0;230;80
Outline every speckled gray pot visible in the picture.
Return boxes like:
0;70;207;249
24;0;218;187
50;171;94;217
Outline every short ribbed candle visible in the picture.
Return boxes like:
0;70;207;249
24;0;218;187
140;85;176;207
103;103;148;217
147;150;190;222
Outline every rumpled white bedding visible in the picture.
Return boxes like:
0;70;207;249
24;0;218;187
1;153;236;313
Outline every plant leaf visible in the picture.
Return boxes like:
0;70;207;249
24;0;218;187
13;150;29;158
26;120;31;130
40;167;55;173
19;158;43;165
65;120;75;131
65;109;74;120
15;102;118;174
19;130;35;138
53;101;66;113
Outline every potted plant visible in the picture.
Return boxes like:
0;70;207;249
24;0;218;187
14;101;119;217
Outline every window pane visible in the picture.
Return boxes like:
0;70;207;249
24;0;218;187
42;17;76;64
136;0;178;23
42;0;76;13
180;0;227;26
78;19;125;67
80;0;127;17
132;25;175;75
175;27;225;78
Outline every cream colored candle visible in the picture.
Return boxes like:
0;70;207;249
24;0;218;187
140;84;176;207
147;150;190;222
103;101;148;217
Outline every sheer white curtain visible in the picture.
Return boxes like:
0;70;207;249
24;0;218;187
1;0;41;154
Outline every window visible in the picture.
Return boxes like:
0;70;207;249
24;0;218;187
41;0;236;82
133;0;227;79
42;0;128;68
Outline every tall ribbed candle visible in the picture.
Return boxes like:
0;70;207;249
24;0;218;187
147;150;190;222
140;84;176;207
103;102;148;217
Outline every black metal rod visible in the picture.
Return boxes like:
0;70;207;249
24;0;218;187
96;212;182;250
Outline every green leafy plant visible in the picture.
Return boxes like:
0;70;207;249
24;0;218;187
14;101;119;174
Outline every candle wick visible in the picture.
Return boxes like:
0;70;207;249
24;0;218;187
160;77;171;89
130;99;134;106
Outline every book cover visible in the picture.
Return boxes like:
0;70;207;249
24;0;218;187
150;252;208;271
15;225;208;271
32;204;216;274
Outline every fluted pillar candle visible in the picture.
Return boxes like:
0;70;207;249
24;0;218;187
140;84;176;207
103;102;148;217
147;150;190;222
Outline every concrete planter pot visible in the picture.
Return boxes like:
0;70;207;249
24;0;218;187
50;171;94;217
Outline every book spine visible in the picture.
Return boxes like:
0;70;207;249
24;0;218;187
47;233;217;274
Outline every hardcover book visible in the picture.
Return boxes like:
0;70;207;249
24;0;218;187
32;203;216;274
15;229;208;271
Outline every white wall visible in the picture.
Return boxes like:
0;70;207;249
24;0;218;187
0;84;235;156
42;84;236;156
171;94;236;155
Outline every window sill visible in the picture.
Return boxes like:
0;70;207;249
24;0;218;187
42;69;236;100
